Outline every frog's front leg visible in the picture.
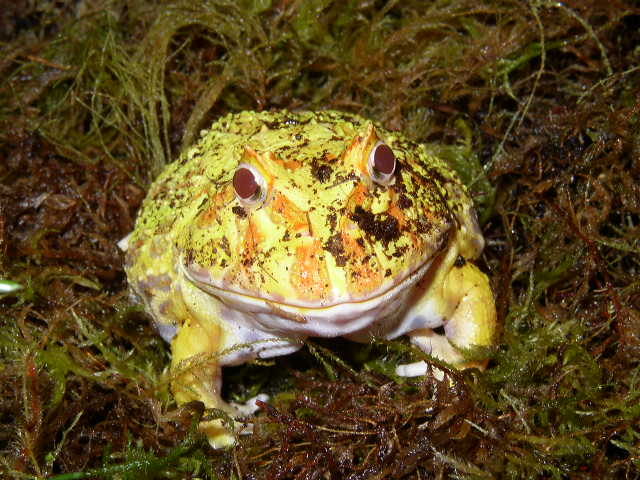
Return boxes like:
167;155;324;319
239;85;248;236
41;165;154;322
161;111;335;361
171;315;241;448
169;285;302;448
396;259;496;377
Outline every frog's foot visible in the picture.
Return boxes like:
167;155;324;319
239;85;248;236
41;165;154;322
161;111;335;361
395;331;457;379
231;393;269;416
199;394;270;449
396;261;496;377
199;418;236;449
169;316;235;448
171;316;274;448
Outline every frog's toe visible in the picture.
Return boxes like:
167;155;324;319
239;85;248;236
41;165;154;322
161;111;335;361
201;394;270;448
397;360;426;377
230;393;269;416
396;360;446;381
396;329;458;373
201;418;237;449
396;333;454;380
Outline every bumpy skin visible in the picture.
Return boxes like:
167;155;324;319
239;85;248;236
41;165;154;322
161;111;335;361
123;110;496;447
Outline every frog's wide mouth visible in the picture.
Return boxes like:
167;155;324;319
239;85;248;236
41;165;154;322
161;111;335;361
181;254;434;314
180;254;438;337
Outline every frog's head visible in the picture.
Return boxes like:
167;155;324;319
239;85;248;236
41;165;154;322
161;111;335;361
169;111;455;331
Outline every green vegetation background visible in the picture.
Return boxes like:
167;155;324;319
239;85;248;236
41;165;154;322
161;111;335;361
1;0;638;478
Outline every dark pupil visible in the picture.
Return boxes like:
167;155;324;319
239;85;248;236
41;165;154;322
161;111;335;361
233;168;259;199
374;144;395;174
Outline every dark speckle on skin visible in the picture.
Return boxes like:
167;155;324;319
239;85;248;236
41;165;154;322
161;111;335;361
185;248;195;265
416;216;434;234
350;206;401;244
324;234;347;266
220;236;231;257
311;161;333;183
392;245;408;257
327;211;337;230
398;194;413;209
333;171;359;186
232;206;247;218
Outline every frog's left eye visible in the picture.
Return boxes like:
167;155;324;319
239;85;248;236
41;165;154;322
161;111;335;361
368;141;396;185
233;163;267;206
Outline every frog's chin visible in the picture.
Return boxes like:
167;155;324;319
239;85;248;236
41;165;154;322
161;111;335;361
181;258;434;337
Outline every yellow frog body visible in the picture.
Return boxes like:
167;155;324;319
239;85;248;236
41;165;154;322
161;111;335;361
122;110;496;447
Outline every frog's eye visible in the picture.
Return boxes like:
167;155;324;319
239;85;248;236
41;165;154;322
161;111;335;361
233;163;267;206
368;141;396;185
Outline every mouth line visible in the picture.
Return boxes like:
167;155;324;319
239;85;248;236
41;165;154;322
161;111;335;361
181;254;435;312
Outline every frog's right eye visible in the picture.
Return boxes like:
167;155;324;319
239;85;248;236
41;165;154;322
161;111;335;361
368;141;396;186
233;163;267;206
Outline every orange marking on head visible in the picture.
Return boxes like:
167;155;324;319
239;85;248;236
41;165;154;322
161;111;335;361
346;182;369;210
243;217;264;256
388;204;406;228
272;154;303;171
341;230;382;294
198;188;234;227
243;147;276;185
291;240;329;300
270;191;310;234
342;122;379;174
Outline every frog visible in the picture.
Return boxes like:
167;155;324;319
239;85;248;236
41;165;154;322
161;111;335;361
120;110;497;448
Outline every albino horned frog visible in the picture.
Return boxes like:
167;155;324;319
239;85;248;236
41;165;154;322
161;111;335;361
121;110;497;447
